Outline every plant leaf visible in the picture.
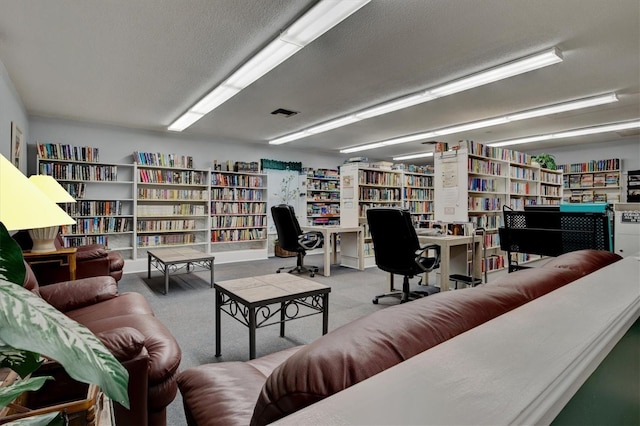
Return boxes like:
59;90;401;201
0;280;130;408
0;222;26;286
0;376;51;408
0;347;43;378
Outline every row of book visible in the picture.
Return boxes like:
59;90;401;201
509;198;538;210
62;182;86;199
137;220;198;232
212;160;260;173
60;217;130;234
468;177;499;192
468;158;504;176
510;182;536;196
308;181;339;191
470;214;503;230
307;203;340;216
211;229;266;243
210;188;264;201
405;200;433;214
137;188;208;200
134;151;194;169
566;192;616;203
39;162;118;181
211;173;264;188
359;188;402;201
138;169;206;185
540;186;561;197
37;142;100;163
404;175;434;187
468;197;502;212
137;204;206;216
308;217;340;226
306;168;339;179
358;202;401;218
565;173;619;188
357;170;402;187
540;171;563;185
403;188;434;200
509;165;537;180
63;200;124;217
307;192;340;202
61;235;109;248
558;158;620;173
463;140;533;165
212;215;267;228
137;234;196;247
210;202;266;215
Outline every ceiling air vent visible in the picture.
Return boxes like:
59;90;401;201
271;108;299;118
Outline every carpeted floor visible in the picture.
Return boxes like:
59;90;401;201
117;253;422;425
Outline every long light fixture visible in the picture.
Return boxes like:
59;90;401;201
487;120;640;147
168;0;371;132
340;93;618;153
393;152;435;161
269;47;563;145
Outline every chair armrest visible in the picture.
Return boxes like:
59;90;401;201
76;248;108;261
39;276;118;312
96;327;146;362
298;231;324;250
414;244;441;272
76;243;107;252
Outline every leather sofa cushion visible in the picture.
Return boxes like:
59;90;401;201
76;248;109;261
540;249;621;276
251;284;536;425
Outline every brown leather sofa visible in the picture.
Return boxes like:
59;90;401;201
13;231;125;284
177;249;621;426
22;261;181;426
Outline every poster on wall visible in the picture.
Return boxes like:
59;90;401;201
11;122;23;171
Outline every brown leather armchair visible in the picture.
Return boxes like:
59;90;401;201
22;261;181;426
13;231;125;284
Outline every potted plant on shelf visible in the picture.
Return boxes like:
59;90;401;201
273;174;300;258
532;153;557;170
0;222;129;424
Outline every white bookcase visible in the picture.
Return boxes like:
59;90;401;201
402;169;434;225
558;159;622;203
36;145;135;258
134;164;210;258
210;170;268;262
340;163;403;268
305;168;340;226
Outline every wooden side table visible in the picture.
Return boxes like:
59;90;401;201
23;247;77;281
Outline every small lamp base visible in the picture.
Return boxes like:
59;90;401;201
28;226;59;253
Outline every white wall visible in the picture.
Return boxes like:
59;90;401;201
27;116;346;175
0;59;29;173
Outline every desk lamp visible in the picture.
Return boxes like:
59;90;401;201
0;154;75;253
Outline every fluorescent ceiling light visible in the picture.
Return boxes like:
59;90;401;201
339;93;618;153
168;111;205;132
168;0;371;132
270;130;313;145
270;47;563;144
487;120;640;147
393;152;435;161
307;115;360;134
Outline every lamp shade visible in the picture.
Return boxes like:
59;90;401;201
0;154;75;232
28;175;76;203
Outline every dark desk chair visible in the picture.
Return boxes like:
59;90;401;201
367;207;440;304
271;204;324;277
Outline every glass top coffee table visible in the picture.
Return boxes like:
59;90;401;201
215;273;331;359
147;247;214;295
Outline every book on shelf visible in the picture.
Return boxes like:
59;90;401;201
581;191;594;203
569;175;581;188
593;193;607;202
593;173;605;187
605;172;619;186
580;174;593;188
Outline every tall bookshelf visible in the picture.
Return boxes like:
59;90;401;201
210;170;268;262
134;157;210;257
340;163;403;268
36;143;135;258
403;167;434;225
434;142;564;275
305;168;340;226
558;159;622;203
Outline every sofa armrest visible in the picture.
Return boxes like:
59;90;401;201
76;248;108;261
97;327;150;426
76;243;107;253
39;276;118;312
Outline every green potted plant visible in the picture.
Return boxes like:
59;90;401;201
0;222;129;425
532;153;557;170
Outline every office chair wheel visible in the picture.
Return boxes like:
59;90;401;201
276;270;281;273
372;298;379;304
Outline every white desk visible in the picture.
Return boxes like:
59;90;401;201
276;255;640;425
302;225;365;277
418;234;483;292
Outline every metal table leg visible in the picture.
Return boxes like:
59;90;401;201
215;289;222;357
249;306;256;360
322;293;329;335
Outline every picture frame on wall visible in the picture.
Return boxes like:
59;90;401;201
11;121;23;170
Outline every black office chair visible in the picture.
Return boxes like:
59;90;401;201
271;204;324;277
367;207;441;304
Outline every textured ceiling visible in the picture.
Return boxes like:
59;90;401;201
0;0;638;161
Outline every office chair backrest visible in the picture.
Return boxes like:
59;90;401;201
366;207;422;275
271;204;304;253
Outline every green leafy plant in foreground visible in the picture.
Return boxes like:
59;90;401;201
0;221;129;421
